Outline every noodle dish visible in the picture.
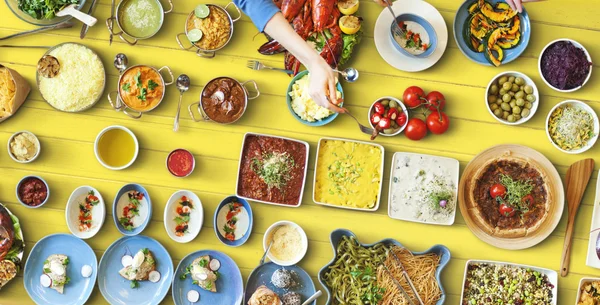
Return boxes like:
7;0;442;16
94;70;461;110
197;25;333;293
318;229;450;305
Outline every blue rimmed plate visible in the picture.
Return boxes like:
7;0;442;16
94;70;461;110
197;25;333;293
286;70;344;127
213;196;253;247
172;250;243;305
244;262;316;305
318;229;450;305
98;235;173;305
453;0;531;66
390;14;438;58
23;234;97;305
113;183;152;236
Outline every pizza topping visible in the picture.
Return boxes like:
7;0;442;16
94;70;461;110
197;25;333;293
495;174;534;216
489;183;506;199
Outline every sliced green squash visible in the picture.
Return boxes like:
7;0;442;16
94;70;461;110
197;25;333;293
497;31;521;49
484;28;507;66
495;2;511;10
468;1;479;14
470;12;491;40
478;0;518;23
507;16;520;35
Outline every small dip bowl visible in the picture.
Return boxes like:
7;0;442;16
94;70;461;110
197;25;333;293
368;96;408;136
166;149;195;177
94;125;139;170
7;130;40;163
545;100;599;154
213;196;253;247
538;38;593;93
16;175;50;208
107;0;173;45
390;14;437;58
263;220;308;266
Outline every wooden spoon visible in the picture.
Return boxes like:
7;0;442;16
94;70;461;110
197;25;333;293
560;158;595;277
56;4;97;27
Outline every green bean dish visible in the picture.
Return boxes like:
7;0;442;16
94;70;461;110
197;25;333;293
322;235;389;304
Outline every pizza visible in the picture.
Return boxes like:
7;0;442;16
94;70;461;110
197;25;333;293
465;156;552;238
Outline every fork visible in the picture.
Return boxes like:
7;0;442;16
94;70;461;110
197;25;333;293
384;0;406;38
341;109;375;136
246;60;294;74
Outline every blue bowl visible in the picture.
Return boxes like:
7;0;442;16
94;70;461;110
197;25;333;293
112;183;152;236
213;196;253;247
390;14;438;58
172;249;243;305
453;0;531;66
318;229;451;305
16;175;50;208
244;262;316;305
24;233;97;305
286;70;344;127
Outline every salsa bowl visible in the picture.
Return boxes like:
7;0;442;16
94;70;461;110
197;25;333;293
106;0;173;45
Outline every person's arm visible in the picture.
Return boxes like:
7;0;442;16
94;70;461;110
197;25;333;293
505;0;524;12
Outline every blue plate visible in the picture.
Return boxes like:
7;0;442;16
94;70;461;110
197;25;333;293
213;196;253;247
172;250;243;305
453;0;530;66
112;183;152;236
244;262;316;305
318;229;451;305
286;70;344;127
390;14;438;58
98;235;173;305
23;234;97;305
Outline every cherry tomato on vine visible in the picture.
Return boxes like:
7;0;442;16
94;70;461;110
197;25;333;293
498;203;516;217
405;118;427;140
489;184;506;199
402;86;425;108
425;91;446;111
426;111;450;135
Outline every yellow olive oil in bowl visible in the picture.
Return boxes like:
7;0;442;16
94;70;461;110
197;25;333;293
95;126;138;170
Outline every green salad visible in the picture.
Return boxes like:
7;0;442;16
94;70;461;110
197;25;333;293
18;0;79;20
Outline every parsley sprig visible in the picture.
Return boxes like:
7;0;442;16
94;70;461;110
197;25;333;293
497;174;534;212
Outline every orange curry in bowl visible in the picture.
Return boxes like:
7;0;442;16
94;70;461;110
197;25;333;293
118;66;164;112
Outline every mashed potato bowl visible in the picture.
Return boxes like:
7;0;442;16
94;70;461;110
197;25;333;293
286;70;344;126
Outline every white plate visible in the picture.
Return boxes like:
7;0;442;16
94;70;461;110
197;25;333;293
586;170;600;268
388;152;459;225
374;0;448;72
65;186;105;239
460;260;558;305
574;277;600;304
164;190;203;243
313;137;385;212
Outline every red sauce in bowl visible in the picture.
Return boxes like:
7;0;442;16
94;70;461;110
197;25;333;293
18;177;48;206
167;149;195;177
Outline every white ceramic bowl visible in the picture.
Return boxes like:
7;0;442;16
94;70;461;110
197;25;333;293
263;220;308;266
574;277;600;304
485;71;539;126
163;190;203;243
16;175;49;208
7;130;40;163
545;100;599;154
538;38;593;93
368;96;408;136
65;186;105;239
93;125;139;170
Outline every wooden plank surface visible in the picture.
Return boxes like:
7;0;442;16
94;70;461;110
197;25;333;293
1;0;600;304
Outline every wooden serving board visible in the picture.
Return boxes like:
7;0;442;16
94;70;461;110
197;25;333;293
458;144;565;250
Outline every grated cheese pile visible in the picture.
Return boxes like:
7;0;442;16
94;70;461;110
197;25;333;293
548;104;595;151
38;44;105;112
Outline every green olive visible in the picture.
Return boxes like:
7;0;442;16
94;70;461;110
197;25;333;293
526;94;536;102
499;88;507;95
488;95;497;103
511;84;520;92
516;98;525;106
380;99;389;106
502;94;511;103
501;103;511;111
524;85;533;94
509;101;516;108
515;91;525;99
521;108;531;118
515;77;525;86
490;103;499;111
383;128;395;134
490;85;499;95
494;108;502;117
502;82;512;91
525;102;533;109
496;98;503;105
391;120;398;128
389;100;398;108
508;76;515;83
512;106;521;114
507;114;515;122
498;76;508;85
508;91;515;97
502;111;510;119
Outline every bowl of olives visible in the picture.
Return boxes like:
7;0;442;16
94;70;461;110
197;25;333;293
485;71;539;125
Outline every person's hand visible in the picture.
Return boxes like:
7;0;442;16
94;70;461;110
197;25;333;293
373;0;390;6
506;0;524;12
307;57;344;113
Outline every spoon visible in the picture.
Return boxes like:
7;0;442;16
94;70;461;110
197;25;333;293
301;290;322;305
114;53;128;73
260;238;275;266
560;158;595;277
55;4;98;27
333;67;359;83
174;74;190;132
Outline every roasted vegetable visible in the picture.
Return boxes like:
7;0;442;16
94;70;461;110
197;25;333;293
478;0;518;23
468;1;479;14
507;16;520;35
471;13;491;39
497;31;521;49
0;205;14;262
485;29;507;66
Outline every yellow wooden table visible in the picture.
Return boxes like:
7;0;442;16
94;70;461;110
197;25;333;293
1;0;599;304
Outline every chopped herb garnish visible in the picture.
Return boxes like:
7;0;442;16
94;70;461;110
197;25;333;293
148;80;159;91
250;152;295;190
122;82;131;92
130;280;139;289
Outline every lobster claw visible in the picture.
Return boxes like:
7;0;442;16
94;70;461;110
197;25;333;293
258;40;287;55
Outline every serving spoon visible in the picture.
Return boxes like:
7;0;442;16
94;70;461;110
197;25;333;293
301;290;322;305
560;158;595;277
56;4;98;27
174;74;190;132
113;53;128;73
333;67;359;83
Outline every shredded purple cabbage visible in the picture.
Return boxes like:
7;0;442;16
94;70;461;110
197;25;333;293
540;41;592;90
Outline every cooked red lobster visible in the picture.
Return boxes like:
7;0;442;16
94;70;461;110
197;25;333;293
258;0;343;75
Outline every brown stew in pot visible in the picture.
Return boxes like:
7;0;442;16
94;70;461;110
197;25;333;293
201;77;245;123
